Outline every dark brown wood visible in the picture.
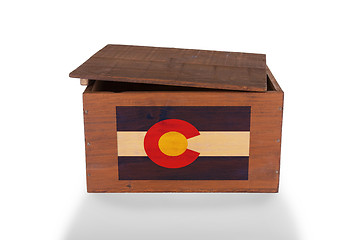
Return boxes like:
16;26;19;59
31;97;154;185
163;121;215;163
118;157;249;180
70;44;267;91
82;67;283;192
116;106;251;131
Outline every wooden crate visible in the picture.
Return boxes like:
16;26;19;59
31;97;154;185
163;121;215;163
70;45;284;193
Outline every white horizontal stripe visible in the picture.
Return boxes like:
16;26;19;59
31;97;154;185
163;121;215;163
117;132;147;156
187;132;249;156
117;131;250;157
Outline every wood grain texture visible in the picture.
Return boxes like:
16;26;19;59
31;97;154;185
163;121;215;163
82;66;283;192
117;131;250;156
188;132;250;156
116;106;251;131
118;157;249;180
80;78;88;86
70;44;267;91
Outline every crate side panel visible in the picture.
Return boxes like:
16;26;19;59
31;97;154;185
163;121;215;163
83;91;283;192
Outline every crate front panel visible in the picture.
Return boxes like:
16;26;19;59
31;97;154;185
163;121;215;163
83;91;283;192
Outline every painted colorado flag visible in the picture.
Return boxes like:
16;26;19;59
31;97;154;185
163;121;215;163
116;106;250;180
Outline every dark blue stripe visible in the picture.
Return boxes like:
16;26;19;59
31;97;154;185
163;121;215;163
116;106;251;131
118;156;248;180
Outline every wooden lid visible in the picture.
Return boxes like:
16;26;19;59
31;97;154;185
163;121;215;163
69;44;267;91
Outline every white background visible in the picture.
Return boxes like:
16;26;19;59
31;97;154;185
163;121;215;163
1;1;359;239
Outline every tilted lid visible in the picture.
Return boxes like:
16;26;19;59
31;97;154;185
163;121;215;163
69;44;267;91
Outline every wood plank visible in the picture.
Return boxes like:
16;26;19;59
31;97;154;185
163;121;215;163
70;44;267;91
118;157;249;180
117;131;250;157
188;132;250;156
116;106;251;131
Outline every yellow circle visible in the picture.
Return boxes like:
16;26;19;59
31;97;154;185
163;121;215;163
158;131;188;156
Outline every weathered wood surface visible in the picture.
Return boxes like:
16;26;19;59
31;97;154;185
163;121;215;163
117;157;249;180
70;44;267;91
82;67;283;192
